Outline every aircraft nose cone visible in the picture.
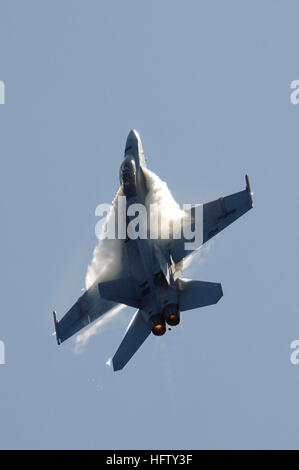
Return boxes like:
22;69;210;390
125;129;141;151
124;129;146;168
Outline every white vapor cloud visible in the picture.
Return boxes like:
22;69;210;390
74;304;126;355
85;186;125;289
75;168;213;353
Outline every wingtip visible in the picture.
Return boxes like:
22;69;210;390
245;174;253;208
53;310;58;325
53;310;62;345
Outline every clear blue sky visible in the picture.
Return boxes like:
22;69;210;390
0;0;299;449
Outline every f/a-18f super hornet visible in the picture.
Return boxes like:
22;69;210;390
53;130;253;371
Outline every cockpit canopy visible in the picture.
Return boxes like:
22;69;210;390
119;158;136;184
119;158;137;197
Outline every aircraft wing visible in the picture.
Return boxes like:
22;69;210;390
54;186;128;344
170;175;253;264
53;281;118;344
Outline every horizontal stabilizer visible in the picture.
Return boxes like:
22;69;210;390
99;276;141;309
177;278;223;311
112;309;151;371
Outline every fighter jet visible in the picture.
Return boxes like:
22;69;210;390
53;130;253;371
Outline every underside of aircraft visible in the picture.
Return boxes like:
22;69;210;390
53;130;253;371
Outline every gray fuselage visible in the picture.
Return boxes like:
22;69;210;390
119;130;180;334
